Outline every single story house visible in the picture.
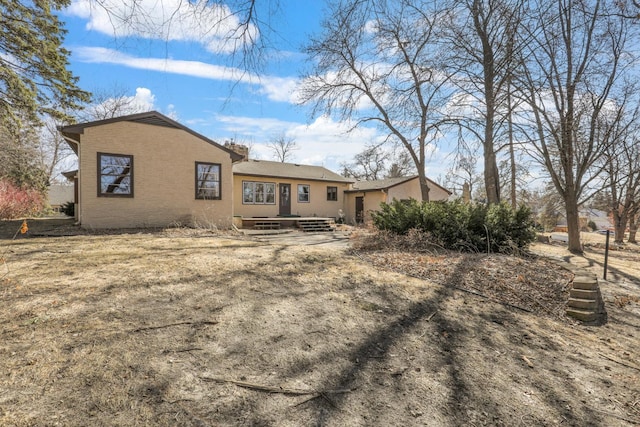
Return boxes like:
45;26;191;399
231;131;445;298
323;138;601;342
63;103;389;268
232;159;354;220
58;111;242;229
344;176;452;223
59;111;450;229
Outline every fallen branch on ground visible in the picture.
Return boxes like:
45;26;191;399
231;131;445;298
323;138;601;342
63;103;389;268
589;406;640;425
598;353;640;372
521;355;534;368
200;377;354;396
162;348;204;354
133;321;217;332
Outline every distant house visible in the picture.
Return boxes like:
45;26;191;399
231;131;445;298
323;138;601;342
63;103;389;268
344;176;451;223
232;159;354;220
554;209;613;233
47;184;74;213
581;208;613;231
58;111;242;229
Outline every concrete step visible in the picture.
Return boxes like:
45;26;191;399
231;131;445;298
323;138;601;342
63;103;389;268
566;308;598;322
567;297;598;310
572;277;598;291
570;288;599;300
300;227;334;232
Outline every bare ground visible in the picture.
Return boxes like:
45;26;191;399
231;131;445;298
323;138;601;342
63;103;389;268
0;219;639;426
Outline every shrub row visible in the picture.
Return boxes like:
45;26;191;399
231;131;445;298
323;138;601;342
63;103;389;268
370;199;536;254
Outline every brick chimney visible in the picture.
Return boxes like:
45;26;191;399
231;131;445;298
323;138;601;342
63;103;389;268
225;142;249;161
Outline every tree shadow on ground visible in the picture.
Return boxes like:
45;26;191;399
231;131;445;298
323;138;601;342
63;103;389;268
284;256;604;426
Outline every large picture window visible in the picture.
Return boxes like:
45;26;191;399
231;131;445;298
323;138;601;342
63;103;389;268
98;153;133;197
327;186;338;201
298;184;310;203
196;162;221;200
243;181;276;204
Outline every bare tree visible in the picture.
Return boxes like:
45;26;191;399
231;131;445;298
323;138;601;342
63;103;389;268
386;148;416;178
517;0;634;253
87;0;278;72
300;0;458;201
598;90;640;243
77;85;152;122
443;0;525;205
37;119;76;183
267;133;298;162
341;143;390;180
443;150;482;200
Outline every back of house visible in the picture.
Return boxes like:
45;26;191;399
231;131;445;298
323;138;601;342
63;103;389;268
59;111;242;229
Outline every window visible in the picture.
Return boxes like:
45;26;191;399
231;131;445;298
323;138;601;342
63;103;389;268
242;181;276;204
298;184;310;203
98;153;133;197
327;186;338;201
196;162;221;200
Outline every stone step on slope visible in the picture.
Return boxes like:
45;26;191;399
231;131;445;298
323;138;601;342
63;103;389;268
569;288;599;300
566;308;598;322
572;276;599;291
567;297;598;310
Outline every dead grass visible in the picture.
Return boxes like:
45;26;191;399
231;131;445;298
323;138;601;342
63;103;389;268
0;220;639;426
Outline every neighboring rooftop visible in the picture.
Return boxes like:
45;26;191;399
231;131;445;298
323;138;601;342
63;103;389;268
233;159;354;183
346;175;451;194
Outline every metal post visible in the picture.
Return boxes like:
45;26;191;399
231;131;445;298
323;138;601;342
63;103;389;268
603;230;610;280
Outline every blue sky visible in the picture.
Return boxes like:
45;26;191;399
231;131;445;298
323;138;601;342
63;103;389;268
60;0;450;176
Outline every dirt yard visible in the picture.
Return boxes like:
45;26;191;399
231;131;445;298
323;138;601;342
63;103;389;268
0;219;638;426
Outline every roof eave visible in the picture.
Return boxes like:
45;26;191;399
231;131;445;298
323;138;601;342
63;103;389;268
57;111;243;162
233;171;353;183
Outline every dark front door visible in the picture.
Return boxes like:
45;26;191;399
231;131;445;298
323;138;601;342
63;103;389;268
355;196;364;223
279;183;291;216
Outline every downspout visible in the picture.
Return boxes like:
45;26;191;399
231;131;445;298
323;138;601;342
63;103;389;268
61;135;81;225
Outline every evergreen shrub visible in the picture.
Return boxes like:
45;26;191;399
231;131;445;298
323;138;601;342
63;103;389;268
371;199;536;254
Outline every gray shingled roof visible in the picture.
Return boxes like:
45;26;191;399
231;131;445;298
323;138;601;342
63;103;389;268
346;175;451;194
348;176;417;191
233;159;354;183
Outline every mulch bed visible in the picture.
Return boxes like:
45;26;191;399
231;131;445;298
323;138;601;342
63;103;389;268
353;249;574;321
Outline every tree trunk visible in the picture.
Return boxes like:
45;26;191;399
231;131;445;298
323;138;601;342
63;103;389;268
628;214;637;243
612;210;628;244
484;149;500;204
419;174;431;202
565;191;583;254
507;87;517;209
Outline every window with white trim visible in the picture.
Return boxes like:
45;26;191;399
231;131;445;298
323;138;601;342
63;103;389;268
243;181;276;204
298;184;310;203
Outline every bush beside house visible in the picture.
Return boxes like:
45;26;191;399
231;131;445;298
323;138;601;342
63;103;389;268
371;199;536;254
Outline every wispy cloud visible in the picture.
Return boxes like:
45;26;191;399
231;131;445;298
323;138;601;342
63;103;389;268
66;0;257;54
207;113;382;168
73;47;299;103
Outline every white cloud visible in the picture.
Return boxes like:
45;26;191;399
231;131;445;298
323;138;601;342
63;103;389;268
130;87;156;110
66;0;258;54
207;114;384;170
73;47;300;103
257;76;299;103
